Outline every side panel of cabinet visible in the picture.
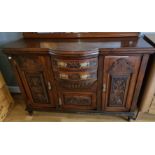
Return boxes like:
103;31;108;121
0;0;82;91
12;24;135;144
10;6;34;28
13;55;57;108
102;56;141;112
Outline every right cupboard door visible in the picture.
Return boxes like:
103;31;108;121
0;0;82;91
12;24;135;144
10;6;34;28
102;56;141;112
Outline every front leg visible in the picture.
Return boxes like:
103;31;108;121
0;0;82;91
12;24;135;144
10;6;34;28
26;106;33;116
28;109;33;116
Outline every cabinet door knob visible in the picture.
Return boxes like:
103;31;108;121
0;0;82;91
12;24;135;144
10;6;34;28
102;84;106;92
8;56;12;60
59;98;62;106
47;82;52;90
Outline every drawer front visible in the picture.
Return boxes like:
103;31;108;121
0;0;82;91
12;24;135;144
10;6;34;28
57;79;97;89
61;92;96;110
57;71;97;80
53;58;98;71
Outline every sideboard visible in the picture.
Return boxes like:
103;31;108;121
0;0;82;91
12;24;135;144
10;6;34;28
2;32;155;121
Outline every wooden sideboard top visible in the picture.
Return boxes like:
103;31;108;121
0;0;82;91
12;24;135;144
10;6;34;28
1;37;154;54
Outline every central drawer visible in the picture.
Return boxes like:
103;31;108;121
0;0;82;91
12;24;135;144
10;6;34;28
52;57;98;90
61;92;96;110
57;71;97;80
51;55;98;111
53;58;98;71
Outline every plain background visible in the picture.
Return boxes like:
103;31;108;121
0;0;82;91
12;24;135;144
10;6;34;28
0;1;155;155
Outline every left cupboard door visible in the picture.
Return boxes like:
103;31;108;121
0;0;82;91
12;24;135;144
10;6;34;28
11;55;57;109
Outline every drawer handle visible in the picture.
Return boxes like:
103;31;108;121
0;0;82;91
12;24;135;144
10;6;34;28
57;61;91;68
80;62;90;67
80;74;89;80
57;61;67;67
59;73;90;80
59;73;69;79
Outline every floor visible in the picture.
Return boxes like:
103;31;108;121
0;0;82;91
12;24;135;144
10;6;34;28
4;94;155;122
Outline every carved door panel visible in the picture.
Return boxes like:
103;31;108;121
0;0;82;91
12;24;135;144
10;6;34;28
13;55;56;108
60;92;97;110
102;56;141;112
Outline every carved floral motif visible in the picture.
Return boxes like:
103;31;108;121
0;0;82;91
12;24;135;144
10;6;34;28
59;79;96;89
109;77;127;106
109;58;133;75
15;56;42;70
108;58;133;107
26;73;49;103
64;96;91;105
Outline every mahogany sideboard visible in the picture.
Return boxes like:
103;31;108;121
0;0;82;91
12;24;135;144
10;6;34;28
2;32;155;121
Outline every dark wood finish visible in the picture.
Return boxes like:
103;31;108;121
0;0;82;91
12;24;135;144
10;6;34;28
12;55;57;109
102;56;141;112
51;51;98;111
2;32;155;119
23;32;140;39
61;92;96;110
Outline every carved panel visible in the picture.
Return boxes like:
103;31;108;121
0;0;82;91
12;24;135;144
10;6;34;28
109;76;128;106
25;72;49;104
64;96;91;105
62;92;96;110
58;79;97;89
14;56;42;70
108;58;133;107
109;58;133;75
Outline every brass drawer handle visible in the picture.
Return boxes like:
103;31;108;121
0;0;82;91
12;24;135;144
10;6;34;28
80;62;90;67
59;73;90;80
59;73;69;79
57;61;91;68
80;74;89;80
57;61;67;67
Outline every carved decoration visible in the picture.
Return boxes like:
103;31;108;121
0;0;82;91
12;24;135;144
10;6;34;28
15;56;42;70
109;76;127;106
64;96;91;105
67;62;81;68
59;79;97;89
25;72;49;104
109;58;133;75
108;58;133;107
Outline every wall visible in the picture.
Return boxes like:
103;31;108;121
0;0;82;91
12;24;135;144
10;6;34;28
0;32;23;44
0;32;23;92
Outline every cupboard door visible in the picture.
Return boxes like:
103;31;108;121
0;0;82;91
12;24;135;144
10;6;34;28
102;56;141;112
13;55;56;108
